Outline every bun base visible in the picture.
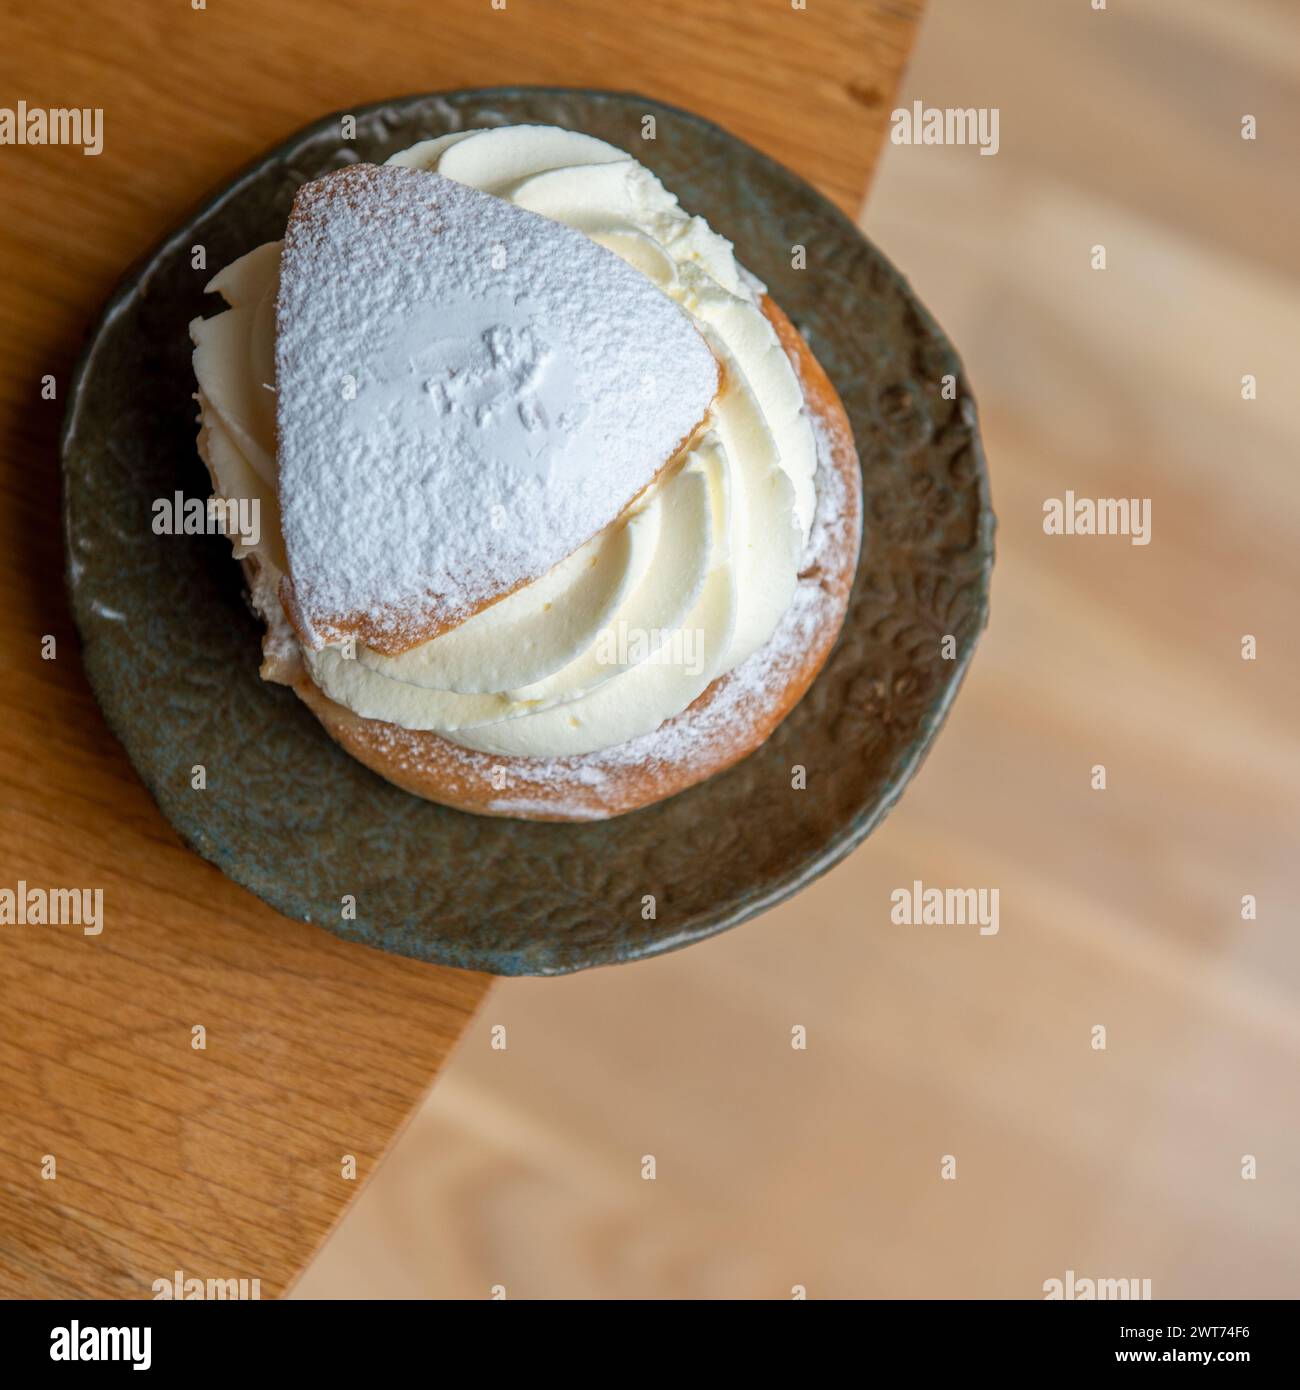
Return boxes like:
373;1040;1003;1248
277;296;862;821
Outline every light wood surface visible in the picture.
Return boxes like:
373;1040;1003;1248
0;1;921;1298
295;0;1300;1300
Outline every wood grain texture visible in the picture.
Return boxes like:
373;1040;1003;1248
0;0;920;1297
294;0;1300;1300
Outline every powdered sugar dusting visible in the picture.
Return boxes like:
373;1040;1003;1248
276;164;718;650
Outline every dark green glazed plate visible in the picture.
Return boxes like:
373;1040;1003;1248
62;89;994;975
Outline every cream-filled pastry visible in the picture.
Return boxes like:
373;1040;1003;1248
190;125;862;819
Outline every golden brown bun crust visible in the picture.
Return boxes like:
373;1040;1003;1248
288;296;862;820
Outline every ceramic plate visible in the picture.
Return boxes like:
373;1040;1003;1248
62;88;994;975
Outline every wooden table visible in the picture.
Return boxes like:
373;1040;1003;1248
0;0;921;1298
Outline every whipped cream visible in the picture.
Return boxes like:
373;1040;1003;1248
191;125;819;758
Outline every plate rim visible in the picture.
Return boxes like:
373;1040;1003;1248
60;86;995;975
